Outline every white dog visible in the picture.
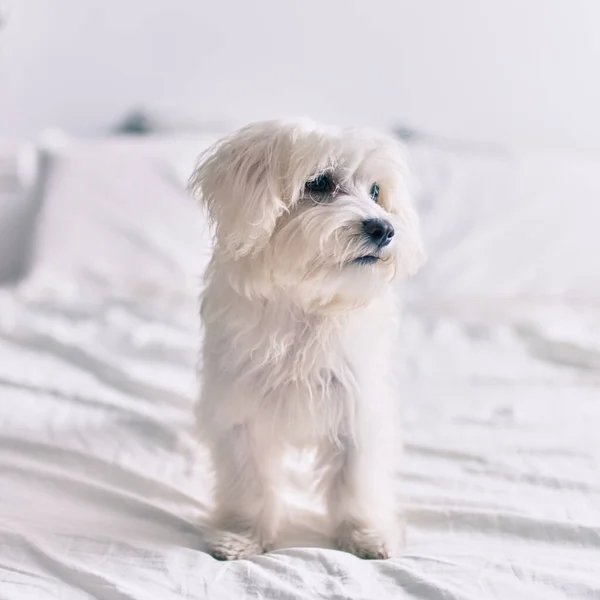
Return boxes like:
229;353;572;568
189;120;424;560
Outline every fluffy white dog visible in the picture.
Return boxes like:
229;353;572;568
189;120;424;560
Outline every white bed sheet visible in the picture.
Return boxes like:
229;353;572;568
1;137;599;600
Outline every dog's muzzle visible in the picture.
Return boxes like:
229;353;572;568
352;219;395;265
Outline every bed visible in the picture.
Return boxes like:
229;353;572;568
1;134;599;599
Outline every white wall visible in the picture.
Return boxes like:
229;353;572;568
1;0;600;148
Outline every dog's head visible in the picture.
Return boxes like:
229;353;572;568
189;120;424;310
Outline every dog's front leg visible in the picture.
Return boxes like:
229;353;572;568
319;423;400;559
207;422;282;560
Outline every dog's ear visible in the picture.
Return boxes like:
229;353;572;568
188;124;288;258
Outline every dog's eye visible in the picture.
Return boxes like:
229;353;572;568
370;183;380;203
305;173;332;193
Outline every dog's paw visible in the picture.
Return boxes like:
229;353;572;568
335;523;394;560
208;529;267;561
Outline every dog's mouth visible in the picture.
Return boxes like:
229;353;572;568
353;255;380;265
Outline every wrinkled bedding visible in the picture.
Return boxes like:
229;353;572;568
1;137;599;599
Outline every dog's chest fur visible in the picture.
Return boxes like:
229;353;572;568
202;282;396;442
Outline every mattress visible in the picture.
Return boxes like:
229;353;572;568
1;136;599;599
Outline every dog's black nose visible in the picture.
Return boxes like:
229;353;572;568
363;218;395;248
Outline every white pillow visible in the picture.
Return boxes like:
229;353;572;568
408;139;600;302
23;135;217;302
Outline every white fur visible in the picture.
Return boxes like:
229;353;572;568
188;120;424;560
